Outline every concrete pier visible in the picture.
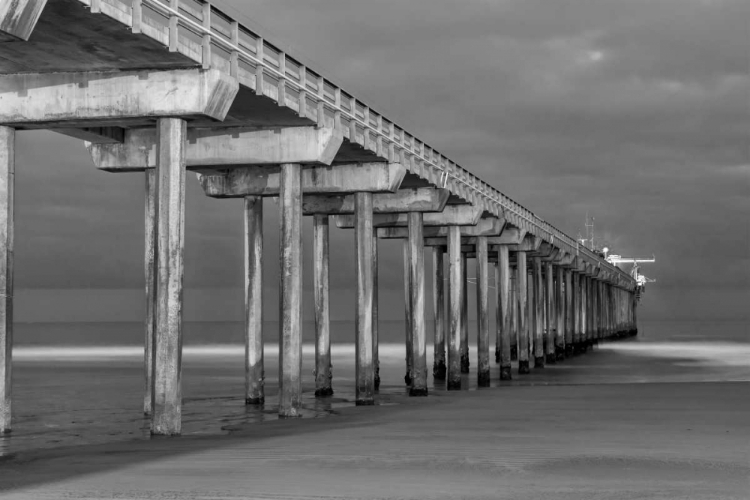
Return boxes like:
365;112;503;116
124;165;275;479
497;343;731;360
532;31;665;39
372;231;380;391
313;214;332;397
432;247;447;380
475;236;490;387
278;163;303;418
447;226;462;390
408;212;428;396
497;245;512;380
0;126;13;434
143;170;156;415
151;118;187;436
245;196;265;404
403;241;413;386
355;192;375;405
545;262;555;364
533;256;545;368
555;265;565;360
517;251;530;374
460;253;470;373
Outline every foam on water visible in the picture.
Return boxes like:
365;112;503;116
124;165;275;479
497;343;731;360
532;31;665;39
600;341;750;368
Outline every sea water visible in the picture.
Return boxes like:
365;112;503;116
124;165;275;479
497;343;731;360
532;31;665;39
2;319;748;456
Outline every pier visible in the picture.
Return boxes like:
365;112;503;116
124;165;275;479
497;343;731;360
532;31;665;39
0;0;640;436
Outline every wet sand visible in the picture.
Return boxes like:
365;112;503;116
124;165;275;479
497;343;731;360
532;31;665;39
1;339;748;499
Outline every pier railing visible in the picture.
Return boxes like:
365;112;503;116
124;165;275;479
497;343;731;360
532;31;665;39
78;0;634;289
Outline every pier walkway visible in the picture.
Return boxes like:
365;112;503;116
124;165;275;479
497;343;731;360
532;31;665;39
0;0;639;435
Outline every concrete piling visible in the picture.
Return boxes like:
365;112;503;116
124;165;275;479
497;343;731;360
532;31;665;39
373;231;380;390
555;265;565;361
497;245;512;380
533;256;545;368
476;236;490;387
432;247;447;379
447;226;462;390
0;126;13;434
245;196;265;403
144;169;156;415
460;253;470;373
403;241;413;386
313;214;332;397
545;262;555;364
354;192;375;405
517;251;530;374
408;212;428;396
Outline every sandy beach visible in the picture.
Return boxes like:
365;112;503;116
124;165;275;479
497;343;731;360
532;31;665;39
0;323;748;500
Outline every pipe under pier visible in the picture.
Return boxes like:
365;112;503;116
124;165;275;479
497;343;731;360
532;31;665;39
0;0;640;435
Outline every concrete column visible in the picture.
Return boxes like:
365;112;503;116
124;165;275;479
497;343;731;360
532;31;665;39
447;226;462;390
403;241;413;386
460;253;470;373
517;251;529;374
564;269;573;357
510;261;519;361
245;196;265;403
0;127;13;434
278;162;303;418
572;271;581;354
313;213;332;397
144;169;156;415
373;230;380;390
545;261;555;364
533;256;544;368
527;259;535;366
151;118;187;436
497;245;512;380
432;246;446;379
582;276;589;352
476;236;490;387
555;265;565;360
355;192;375;405
494;261;501;365
408;212;427;396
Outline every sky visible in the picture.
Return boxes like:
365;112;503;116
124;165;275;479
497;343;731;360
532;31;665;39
12;0;749;324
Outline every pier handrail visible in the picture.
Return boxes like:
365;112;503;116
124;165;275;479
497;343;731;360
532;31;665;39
79;0;635;289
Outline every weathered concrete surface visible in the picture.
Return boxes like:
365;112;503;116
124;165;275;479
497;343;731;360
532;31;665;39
403;241;413;387
0;69;238;126
334;204;482;228
303;188;449;215
143;170;156;416
313;214;332;398
446;226;462;390
460;253;469;374
372;232;380;391
533;257;545;368
201;163;407;197
151;118;186;436
516;251;529;374
278;163;303;418
0;0;47;42
432;247;446;380
408;212;428;396
497;245;512;380
89;126;343;172
354;193;375;405
0;126;13;434
476;236;490;387
244;197;264;404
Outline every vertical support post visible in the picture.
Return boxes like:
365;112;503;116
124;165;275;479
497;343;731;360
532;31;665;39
0;127;13;434
432;246;446;379
313;214;332;397
245;197;264;404
476;236;490;387
533;256;544;368
545;262;555;364
565;269;573;356
572;271;580;354
555;265;565;360
372;230;380;390
494;261;501;365
446;226;462;390
497;245;511;380
144;169;156;415
517;251;529;374
278;163;302;417
581;275;589;352
151;118;187;436
510;260;519;361
355;192;375;405
460;253;469;373
403;241;413;386
408;212;427;396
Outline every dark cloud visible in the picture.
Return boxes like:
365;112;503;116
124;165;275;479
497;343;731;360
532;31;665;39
12;0;749;321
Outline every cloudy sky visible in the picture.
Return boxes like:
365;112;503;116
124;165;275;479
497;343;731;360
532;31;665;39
12;0;748;324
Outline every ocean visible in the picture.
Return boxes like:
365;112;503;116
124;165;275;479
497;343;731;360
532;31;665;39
2;319;748;457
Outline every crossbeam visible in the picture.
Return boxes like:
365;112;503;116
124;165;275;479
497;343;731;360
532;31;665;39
376;217;505;239
334;205;482;229
0;0;46;41
0;69;238;126
200;162;407;198
302;188;450;215
90;126;344;172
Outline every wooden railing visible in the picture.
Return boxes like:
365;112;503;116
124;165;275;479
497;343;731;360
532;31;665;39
77;0;634;288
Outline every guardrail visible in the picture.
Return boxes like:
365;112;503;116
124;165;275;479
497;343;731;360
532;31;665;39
80;0;635;289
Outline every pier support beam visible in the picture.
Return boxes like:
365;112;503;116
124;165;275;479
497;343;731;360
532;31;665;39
460;253;470;373
572;271;581;354
278;163;303;417
476;236;490;387
313;214;332;397
408;212;428;396
497;245;512;380
555;265;565;360
533;256;544;368
0;127;13;434
517;251;529;374
545;262;555;364
432;247;446;379
151;118;187;436
354;192;375;405
144;170;156;415
565;269;574;357
447;226;462;390
245;197;265;404
403;241;413;386
373;231;380;391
